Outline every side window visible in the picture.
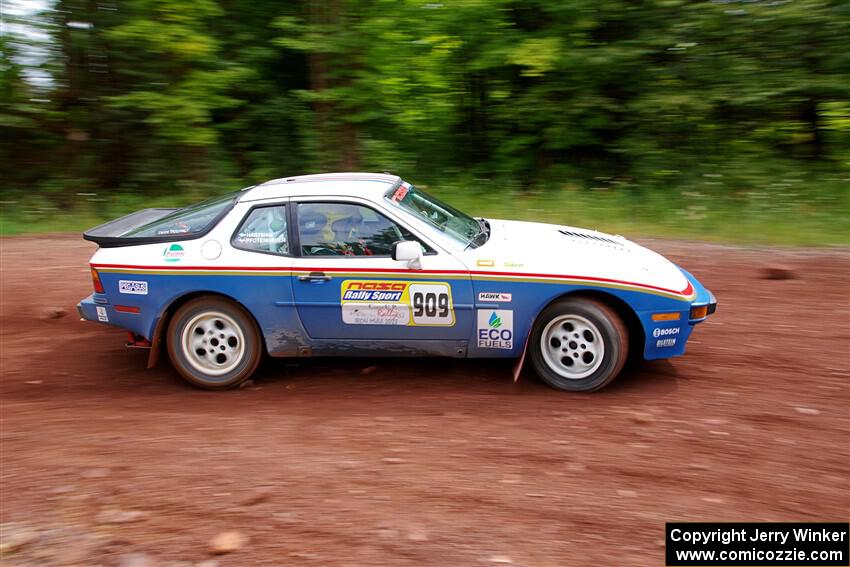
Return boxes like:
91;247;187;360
297;202;433;257
232;205;290;256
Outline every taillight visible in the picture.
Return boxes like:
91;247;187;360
91;267;105;293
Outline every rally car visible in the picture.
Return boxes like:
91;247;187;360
78;173;716;391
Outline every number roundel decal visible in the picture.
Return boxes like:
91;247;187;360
341;280;454;326
409;283;452;325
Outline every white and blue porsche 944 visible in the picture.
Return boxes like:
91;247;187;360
79;172;716;391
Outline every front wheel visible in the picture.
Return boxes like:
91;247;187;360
530;298;629;392
166;297;263;389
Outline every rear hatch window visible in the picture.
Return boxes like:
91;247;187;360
84;192;238;247
124;193;236;237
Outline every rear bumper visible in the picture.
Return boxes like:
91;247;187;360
78;293;107;323
78;293;151;339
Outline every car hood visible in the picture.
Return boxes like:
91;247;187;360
468;219;692;298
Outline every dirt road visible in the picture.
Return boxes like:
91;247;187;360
1;235;848;566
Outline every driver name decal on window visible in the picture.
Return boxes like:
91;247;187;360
235;231;285;245
340;280;454;327
233;205;289;256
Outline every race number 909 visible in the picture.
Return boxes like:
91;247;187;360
409;283;454;326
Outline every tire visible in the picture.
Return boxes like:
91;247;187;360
166;296;263;390
529;297;629;392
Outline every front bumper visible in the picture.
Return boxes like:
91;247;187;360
687;279;717;323
640;268;716;360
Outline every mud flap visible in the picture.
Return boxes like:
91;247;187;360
512;317;535;383
146;311;168;369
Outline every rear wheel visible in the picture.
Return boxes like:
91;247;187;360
166;297;262;389
530;297;629;392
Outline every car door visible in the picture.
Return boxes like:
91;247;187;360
290;198;473;341
226;200;302;355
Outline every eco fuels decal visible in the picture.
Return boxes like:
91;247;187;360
477;309;514;349
340;280;454;327
163;244;185;262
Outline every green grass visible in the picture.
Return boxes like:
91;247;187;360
455;195;848;248
427;181;850;247
2;182;848;247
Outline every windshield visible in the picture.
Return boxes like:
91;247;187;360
385;183;486;248
122;192;238;237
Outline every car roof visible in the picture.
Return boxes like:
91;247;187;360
239;172;402;202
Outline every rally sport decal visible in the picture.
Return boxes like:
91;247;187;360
340;280;455;327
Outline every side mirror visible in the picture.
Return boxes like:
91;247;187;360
391;240;423;270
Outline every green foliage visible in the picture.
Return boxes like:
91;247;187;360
105;0;249;159
1;0;849;245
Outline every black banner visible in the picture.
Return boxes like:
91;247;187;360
666;522;849;566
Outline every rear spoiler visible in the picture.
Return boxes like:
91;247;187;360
83;208;178;248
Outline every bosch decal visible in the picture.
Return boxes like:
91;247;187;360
653;327;681;338
477;309;514;350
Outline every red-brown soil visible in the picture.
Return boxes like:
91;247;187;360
1;235;848;566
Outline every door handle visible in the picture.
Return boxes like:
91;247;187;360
298;272;332;283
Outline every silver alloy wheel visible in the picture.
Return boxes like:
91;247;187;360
180;310;246;377
540;314;605;379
